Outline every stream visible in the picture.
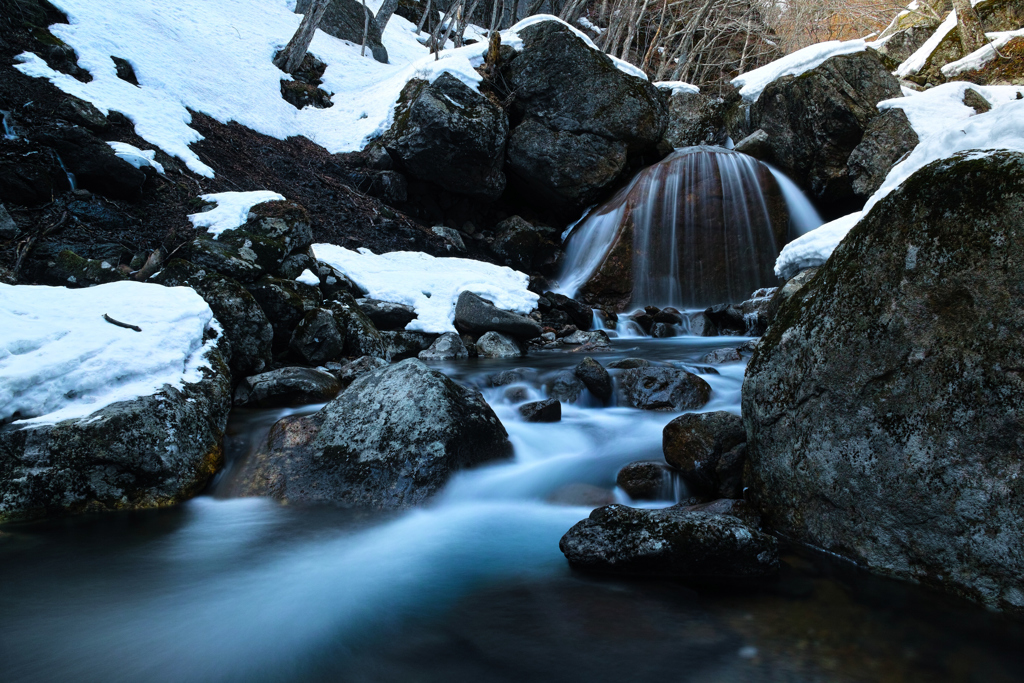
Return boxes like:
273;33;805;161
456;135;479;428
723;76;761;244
2;336;1023;682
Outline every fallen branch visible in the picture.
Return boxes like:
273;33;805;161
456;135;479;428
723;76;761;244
103;314;142;332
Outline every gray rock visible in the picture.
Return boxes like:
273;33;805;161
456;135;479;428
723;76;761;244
242;200;313;257
295;0;388;64
660;90;729;149
651;322;676;338
700;347;742;365
607;358;651;369
574;356;612;401
750;49;903;214
765;266;819;323
519;399;561;422
289;308;345;365
476;331;523;358
489;369;526;387
873;25;935;67
743;150;1024;614
704;303;745;334
454;291;543;340
559;505;779;578
381;329;438;360
848;108;919;198
431;226;467;253
326;355;389;390
739;289;776;336
328;293;387;359
490;216;553;272
0;203;17;239
687;311;717;337
36;249;127;288
0;336;231;522
561;329;611;346
356;298;417;331
277;253;316;280
248;275;322;353
616;461;674;501
228;359;512;508
152;260;274;377
619;367;712;411
233;367;341;407
542;291;593;330
715;443;747;500
547;370;585;403
191;229;287;284
382;73;508;198
733;128;772;160
418;331;469;360
662;411;746;493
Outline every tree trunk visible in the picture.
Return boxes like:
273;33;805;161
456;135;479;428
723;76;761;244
376;0;400;32
952;0;986;55
416;0;432;34
274;0;331;74
361;0;369;56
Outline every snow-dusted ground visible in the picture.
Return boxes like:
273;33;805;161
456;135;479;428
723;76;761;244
312;244;538;334
13;0;641;178
188;191;286;238
731;39;867;102
0;282;218;425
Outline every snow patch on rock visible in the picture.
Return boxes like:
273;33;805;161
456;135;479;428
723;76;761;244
731;39;867;102
188;191;285;239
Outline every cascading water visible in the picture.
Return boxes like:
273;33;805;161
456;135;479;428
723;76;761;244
556;146;819;310
766;163;824;236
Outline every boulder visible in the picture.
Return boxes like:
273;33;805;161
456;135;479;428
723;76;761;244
431;225;467;253
277;253;316;280
542;291;593;329
519;398;561;422
327;293;388;359
191;228;289;284
501;20;666;211
687;311;717;336
248;275;322;353
573;356;612;401
152;260;274;376
733;128;772;160
418;331;469;360
743;150;1024;613
294;0;388;64
35;126;146;200
476;331;523;358
36;248;127;288
381;329;438;360
241;200;313;256
616;461;674;500
659;90;729;149
382;73;508;198
873;25;936;67
739;289;775;336
663;411;746;493
848;108;919;199
700;347;741;365
606;358;650;369
454;291;543;339
619;367;712;411
0;337;231;522
750;50;902;216
325;355;389;389
228;359;512;508
356;298;417;331
289;308;345;365
559;505;779;579
765;266;819;324
233;367;341;407
489;215;556;272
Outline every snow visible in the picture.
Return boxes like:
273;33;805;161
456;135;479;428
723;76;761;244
576;16;604;35
296;269;320;286
0;281;218;426
731;39;867;102
188;191;285;239
774;211;862;280
107;141;165;174
13;2;641;178
505;15;649;80
941;29;1024;77
655;81;700;95
895;10;957;77
311;244;538;334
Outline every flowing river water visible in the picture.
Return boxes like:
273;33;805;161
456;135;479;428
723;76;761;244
2;335;1023;682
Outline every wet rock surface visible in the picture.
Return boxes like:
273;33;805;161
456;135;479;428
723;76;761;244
233;367;341;407
619;367;711;411
228;359;512;508
419;331;469;360
455;291;543;340
559;505;779;579
519;398;561;422
663;411;746;494
744;151;1024;614
616;461;674;501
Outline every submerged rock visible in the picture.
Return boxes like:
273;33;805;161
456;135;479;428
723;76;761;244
559;505;779;579
519;398;561;423
619;367;711;411
233;367;340;407
229;359;511;508
743;151;1024;614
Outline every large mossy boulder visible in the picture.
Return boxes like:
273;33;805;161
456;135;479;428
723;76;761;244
743;151;1024;614
228;359;512;508
750;50;902;218
381;73;509;199
501;20;666;213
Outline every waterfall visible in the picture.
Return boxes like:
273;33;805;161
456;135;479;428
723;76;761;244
556;146;807;310
1;110;17;140
766;164;824;236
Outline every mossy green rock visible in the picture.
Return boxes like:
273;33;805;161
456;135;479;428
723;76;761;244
743;151;1024;614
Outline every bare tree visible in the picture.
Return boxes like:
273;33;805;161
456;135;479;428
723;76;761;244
376;0;400;31
274;0;331;73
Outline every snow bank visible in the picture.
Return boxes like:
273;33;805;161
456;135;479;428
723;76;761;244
942;29;1024;77
188;191;285;239
731;39;867;102
774;211;862;280
655;81;700;95
311;244;538;334
0;282;218;425
14;1;641;178
107;141;164;174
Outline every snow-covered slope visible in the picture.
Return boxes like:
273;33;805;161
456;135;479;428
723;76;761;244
0;282;219;425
